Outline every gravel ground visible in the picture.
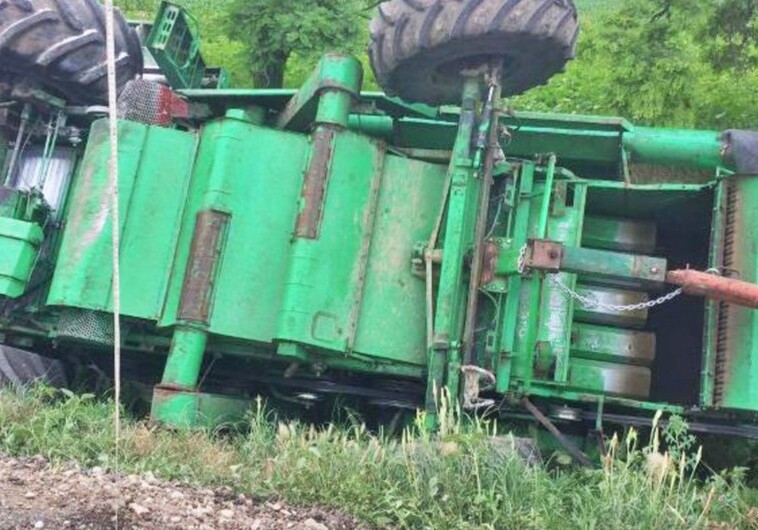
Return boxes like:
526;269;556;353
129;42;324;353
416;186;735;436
0;455;362;530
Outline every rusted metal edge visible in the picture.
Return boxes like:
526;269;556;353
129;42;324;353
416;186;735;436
177;210;230;324
462;90;502;366
295;128;335;239
525;239;564;273
346;143;387;350
480;241;499;286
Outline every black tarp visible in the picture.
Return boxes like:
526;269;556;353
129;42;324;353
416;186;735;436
724;130;758;173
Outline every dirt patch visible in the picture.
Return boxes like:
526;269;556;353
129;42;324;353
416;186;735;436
0;455;362;530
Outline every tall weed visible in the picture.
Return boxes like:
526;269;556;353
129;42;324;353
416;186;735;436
0;387;754;529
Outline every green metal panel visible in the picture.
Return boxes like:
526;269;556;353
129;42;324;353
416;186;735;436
712;175;758;411
507;127;622;164
48;120;197;319
160;117;310;343
181;88;728;172
0;217;43;298
352;154;447;365
529;383;685;414
0;188;24;218
510;176;546;387
277;131;384;352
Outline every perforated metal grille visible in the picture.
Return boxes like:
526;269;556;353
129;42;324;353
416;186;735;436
57;309;114;346
117;79;164;126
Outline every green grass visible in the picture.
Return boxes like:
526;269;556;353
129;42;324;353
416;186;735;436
0;387;755;529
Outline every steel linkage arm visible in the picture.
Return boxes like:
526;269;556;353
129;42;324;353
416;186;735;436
512;239;758;311
499;239;668;286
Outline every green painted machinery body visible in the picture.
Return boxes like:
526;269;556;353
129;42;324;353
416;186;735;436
0;52;755;433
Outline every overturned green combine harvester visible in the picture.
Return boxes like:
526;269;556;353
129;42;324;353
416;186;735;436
1;0;758;459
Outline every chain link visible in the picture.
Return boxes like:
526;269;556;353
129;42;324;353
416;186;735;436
518;244;683;312
517;244;528;275
548;275;683;312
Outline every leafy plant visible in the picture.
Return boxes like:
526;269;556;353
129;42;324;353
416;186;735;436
0;386;755;529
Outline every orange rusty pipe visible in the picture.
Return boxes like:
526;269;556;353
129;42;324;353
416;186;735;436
667;269;758;309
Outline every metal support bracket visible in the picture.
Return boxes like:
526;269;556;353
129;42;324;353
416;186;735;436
491;239;669;286
276;55;363;131
524;239;563;273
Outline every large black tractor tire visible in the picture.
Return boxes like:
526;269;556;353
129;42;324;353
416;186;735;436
0;0;143;105
368;0;579;106
0;345;67;388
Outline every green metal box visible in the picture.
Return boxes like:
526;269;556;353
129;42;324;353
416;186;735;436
0;217;43;298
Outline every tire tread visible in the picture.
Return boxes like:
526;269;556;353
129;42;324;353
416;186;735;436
0;0;142;104
0;345;67;388
368;0;579;105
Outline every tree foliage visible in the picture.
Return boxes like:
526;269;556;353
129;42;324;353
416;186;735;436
702;0;758;72
516;0;758;129
223;0;366;88
116;0;158;18
115;0;758;129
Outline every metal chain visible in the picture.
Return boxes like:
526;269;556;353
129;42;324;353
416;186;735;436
549;275;683;312
517;244;528;274
518;244;683;312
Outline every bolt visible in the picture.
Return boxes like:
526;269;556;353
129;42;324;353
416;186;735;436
549;249;559;260
651;267;660;274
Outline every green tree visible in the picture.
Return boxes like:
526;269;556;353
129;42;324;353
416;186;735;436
517;0;758;129
701;0;758;72
225;0;366;88
117;0;758;129
117;0;161;18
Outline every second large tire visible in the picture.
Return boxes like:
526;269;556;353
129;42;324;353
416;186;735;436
0;0;143;105
369;0;579;106
0;345;67;387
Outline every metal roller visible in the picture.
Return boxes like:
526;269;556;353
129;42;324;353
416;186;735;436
571;323;656;366
573;285;650;328
580;216;660;290
582;216;657;254
570;358;652;400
